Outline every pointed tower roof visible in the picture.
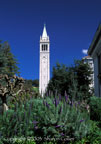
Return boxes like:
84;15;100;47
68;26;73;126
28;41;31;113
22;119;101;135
42;24;48;38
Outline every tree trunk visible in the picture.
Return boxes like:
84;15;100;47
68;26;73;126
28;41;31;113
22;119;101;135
3;103;9;112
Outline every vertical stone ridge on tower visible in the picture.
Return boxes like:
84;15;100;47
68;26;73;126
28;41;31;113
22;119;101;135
39;25;50;96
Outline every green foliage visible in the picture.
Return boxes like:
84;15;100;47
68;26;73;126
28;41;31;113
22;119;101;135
47;63;72;96
73;60;93;100
32;79;39;87
89;96;101;122
24;79;39;89
0;40;20;76
23;79;39;98
0;94;100;143
31;96;92;142
47;60;93;101
8;93;31;110
0;137;36;144
0;95;92;143
87;121;101;143
0;41;8;74
0;103;34;138
73;121;101;144
74;59;92;90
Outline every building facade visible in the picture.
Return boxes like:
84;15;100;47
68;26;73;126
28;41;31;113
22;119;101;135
82;56;94;89
39;25;50;96
88;24;101;97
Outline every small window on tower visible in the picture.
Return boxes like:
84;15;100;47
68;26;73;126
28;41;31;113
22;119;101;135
46;45;47;51
42;45;44;51
44;45;45;51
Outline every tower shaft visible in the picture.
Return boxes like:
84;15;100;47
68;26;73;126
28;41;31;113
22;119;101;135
39;25;50;96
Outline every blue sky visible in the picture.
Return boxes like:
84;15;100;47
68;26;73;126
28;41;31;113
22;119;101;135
0;0;101;80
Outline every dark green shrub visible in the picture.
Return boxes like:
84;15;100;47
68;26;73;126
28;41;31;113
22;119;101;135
0;95;92;143
0;102;35;138
0;137;36;144
89;96;101;122
87;121;101;144
29;96;92;142
73;121;101;144
47;60;93;101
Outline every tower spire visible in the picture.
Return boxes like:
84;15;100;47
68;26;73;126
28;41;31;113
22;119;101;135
42;24;48;38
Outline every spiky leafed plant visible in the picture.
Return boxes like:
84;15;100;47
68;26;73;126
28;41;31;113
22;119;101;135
0;94;93;143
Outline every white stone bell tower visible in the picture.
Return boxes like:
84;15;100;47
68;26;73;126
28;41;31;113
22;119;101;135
39;25;50;96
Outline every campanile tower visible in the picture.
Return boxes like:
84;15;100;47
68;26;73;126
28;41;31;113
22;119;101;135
39;25;50;96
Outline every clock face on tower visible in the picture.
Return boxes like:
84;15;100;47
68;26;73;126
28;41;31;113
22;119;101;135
42;55;47;59
42;55;47;63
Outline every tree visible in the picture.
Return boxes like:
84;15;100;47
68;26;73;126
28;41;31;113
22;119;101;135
47;60;93;101
0;41;20;76
0;74;24;113
0;41;8;74
74;60;93;93
32;79;39;87
0;41;21;112
24;79;39;89
47;63;72;96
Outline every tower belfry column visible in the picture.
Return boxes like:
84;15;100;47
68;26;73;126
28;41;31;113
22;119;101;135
39;25;50;96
